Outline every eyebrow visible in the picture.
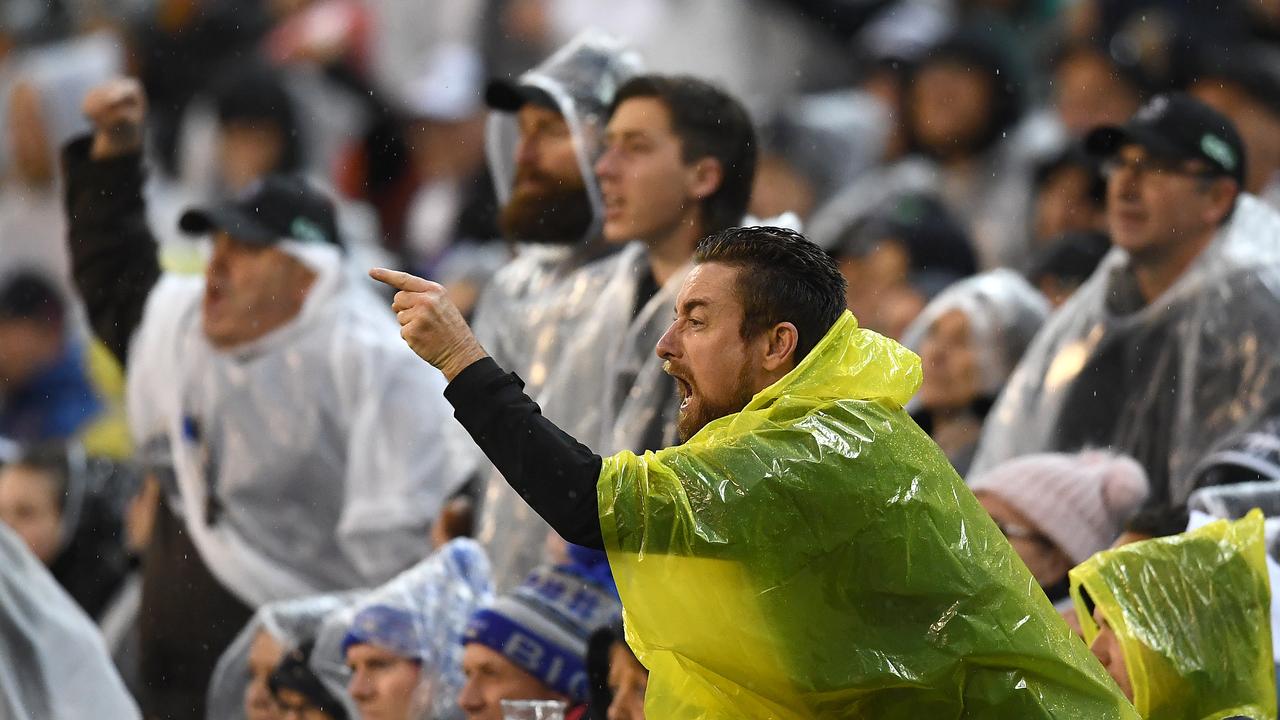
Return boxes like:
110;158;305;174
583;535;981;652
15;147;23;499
605;129;653;143
678;298;711;314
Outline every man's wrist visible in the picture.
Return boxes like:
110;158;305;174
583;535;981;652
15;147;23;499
438;342;490;383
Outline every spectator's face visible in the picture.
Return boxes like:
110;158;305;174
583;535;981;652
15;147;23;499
500;104;592;242
0;464;61;565
596;97;714;245
274;688;334;720
1104;145;1227;262
606;642;648;720
918;310;982;411
749;154;815;223
1034;166;1102;244
219;121;287;193
910;62;993;161
0;317;61;391
202;232;316;349
458;644;566;720
245;630;286;720
6;81;54;187
976;491;1072;588
1089;607;1135;701
345;643;422;720
656;262;776;443
1191;80;1280;195
1054;51;1140;137
839;241;926;339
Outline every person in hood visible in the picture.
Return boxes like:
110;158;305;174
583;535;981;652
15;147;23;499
972;93;1280;541
61;78;475;718
468;31;643;374
1071;511;1276;719
0;442;130;620
270;642;350;720
206;593;359;720
372;226;1137;717
968;450;1150;608
465;32;644;589
476;73;758;589
334;538;493;720
901;269;1049;474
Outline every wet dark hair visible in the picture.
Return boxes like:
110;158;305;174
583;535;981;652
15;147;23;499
611;75;758;235
694;226;846;362
209;62;304;175
0;271;65;327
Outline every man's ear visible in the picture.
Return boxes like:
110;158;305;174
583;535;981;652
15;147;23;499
1204;179;1239;226
688;157;724;201
761;322;799;373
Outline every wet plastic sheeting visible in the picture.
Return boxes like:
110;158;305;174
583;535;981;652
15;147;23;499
1071;511;1276;720
205;592;359;720
973;194;1280;514
599;312;1138;719
0;524;140;719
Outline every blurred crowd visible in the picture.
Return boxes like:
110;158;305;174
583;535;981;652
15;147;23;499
3;0;1280;718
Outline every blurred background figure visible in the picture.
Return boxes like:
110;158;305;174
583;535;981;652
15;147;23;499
901;269;1048;474
0;521;141;719
833;192;977;340
0;443;135;620
207;593;358;720
1029;146;1107;252
586;622;647;720
1070;511;1276;718
0;272;99;445
269;642;349;720
968;450;1149;608
1027;230;1111;308
1189;45;1280;208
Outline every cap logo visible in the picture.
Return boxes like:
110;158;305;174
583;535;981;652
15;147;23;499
1136;95;1169;122
291;217;327;245
1201;134;1237;172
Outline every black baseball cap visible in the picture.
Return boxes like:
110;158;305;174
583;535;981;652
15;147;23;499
484;78;558;113
178;175;342;248
1085;92;1246;185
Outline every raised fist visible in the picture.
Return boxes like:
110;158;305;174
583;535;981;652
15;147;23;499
82;78;146;160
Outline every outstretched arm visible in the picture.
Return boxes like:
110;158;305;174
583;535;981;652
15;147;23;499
370;268;605;549
63;78;160;366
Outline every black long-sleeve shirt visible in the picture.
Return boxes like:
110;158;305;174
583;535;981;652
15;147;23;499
62;136;161;366
444;357;605;549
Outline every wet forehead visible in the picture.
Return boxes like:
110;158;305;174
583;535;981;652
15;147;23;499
675;262;742;314
606;96;675;139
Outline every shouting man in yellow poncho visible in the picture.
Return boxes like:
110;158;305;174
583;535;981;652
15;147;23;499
372;226;1137;718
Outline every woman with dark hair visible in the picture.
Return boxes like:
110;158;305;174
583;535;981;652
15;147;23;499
586;623;647;720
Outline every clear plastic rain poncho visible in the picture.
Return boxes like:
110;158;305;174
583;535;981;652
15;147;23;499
972;194;1280;527
471;30;643;371
901;268;1051;406
1070;510;1276;720
309;538;494;720
0;523;140;719
205;591;360;719
599;311;1138;719
125;240;477;607
470;32;644;589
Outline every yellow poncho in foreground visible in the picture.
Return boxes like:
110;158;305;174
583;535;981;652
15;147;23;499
598;312;1137;718
1071;510;1276;720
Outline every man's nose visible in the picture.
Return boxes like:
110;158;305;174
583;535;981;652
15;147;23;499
655;320;679;361
457;678;483;711
595;145;618;179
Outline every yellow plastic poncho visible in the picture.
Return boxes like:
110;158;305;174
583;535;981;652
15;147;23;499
599;312;1137;719
1070;510;1276;720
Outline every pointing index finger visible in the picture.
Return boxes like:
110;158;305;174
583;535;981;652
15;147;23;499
369;267;436;293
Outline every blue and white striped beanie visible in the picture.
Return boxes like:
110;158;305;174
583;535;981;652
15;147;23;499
463;564;621;702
